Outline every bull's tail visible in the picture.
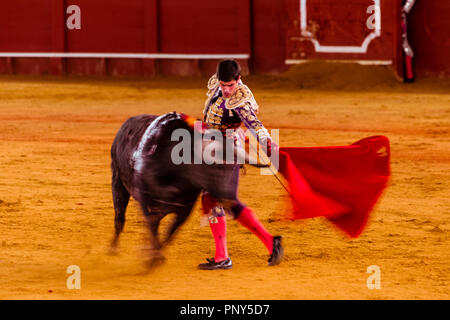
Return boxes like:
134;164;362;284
109;166;130;254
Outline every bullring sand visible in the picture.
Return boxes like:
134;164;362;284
0;63;449;299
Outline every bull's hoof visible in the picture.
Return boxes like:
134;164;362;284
107;245;119;256
108;239;120;255
144;251;166;269
268;235;284;266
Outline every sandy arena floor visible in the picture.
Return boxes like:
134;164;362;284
0;64;449;299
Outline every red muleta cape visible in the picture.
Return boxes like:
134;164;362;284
277;136;391;238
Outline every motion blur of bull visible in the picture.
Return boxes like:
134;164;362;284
109;112;265;267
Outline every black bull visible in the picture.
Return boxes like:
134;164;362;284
109;112;260;265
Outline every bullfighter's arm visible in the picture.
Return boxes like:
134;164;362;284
225;85;278;156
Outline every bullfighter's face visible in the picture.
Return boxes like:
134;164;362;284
219;76;241;99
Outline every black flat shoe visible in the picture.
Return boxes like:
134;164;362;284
268;236;284;266
198;257;232;270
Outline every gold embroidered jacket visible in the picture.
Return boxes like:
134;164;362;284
203;74;270;143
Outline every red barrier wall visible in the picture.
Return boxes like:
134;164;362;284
0;0;250;77
284;0;450;79
285;0;402;68
0;1;448;78
0;0;53;75
157;0;250;76
64;0;157;76
251;0;289;74
408;0;450;77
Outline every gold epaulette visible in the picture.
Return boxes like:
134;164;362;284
225;84;256;110
207;74;219;90
204;74;220;111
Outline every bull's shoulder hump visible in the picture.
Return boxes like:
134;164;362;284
115;114;158;144
127;114;157;124
120;114;157;131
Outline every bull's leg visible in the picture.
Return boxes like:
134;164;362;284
109;170;130;255
161;204;194;248
141;206;165;268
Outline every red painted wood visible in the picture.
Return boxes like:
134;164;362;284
65;0;147;53
66;58;106;76
0;1;447;77
0;58;14;74
14;58;51;75
141;0;158;77
158;0;250;54
251;0;289;73
50;0;65;75
408;0;450;77
0;0;53;52
159;60;201;77
286;0;398;61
